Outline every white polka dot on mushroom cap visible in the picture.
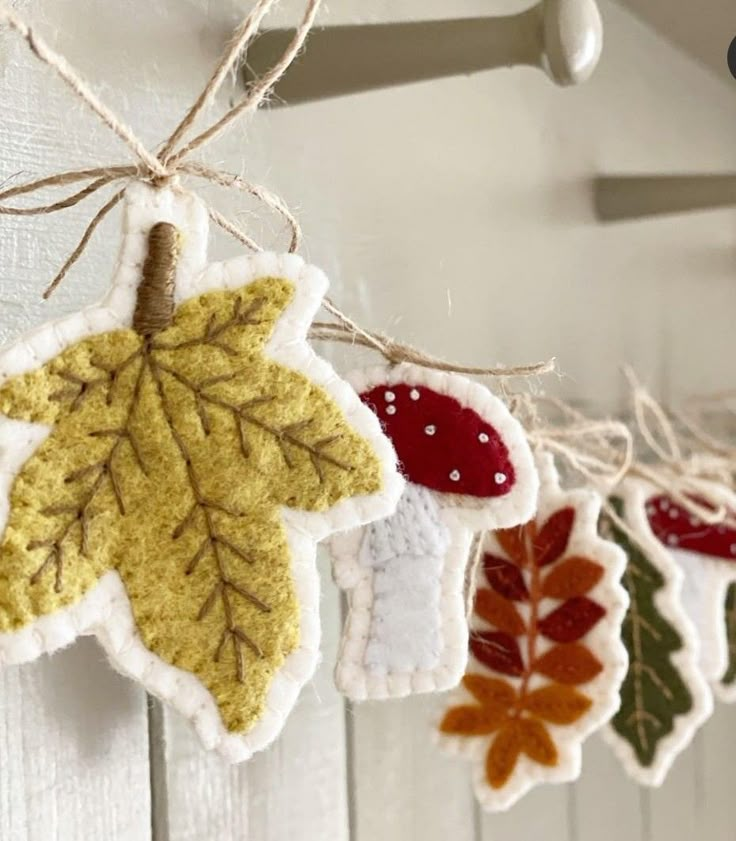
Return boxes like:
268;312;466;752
667;534;678;546
668;508;678;519
449;469;461;482
386;405;397;415
730;543;736;556
410;389;420;400
384;391;395;402
494;472;507;485
478;432;489;443
424;424;436;436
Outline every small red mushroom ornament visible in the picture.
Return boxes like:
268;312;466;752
330;363;538;700
646;490;736;694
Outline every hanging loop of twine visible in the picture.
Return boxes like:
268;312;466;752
0;0;319;295
509;392;634;492
0;0;555;380
623;368;734;525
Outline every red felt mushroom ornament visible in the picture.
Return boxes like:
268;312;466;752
646;492;736;695
331;363;538;700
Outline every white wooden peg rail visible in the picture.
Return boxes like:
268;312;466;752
244;0;604;104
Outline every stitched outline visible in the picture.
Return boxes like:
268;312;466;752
331;362;539;701
0;182;404;762
436;454;629;812
600;478;713;787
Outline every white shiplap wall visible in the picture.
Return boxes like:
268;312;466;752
1;1;735;839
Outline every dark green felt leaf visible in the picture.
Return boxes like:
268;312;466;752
722;583;736;687
604;497;693;768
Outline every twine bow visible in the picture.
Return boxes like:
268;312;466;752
0;0;554;381
0;0;320;297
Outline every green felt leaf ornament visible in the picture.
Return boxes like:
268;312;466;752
722;583;736;688
601;488;711;785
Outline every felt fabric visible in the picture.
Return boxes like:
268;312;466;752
721;583;736;694
646;494;736;692
0;183;404;762
647;495;736;558
437;454;629;812
360;383;515;496
359;483;450;674
331;363;539;701
601;481;713;786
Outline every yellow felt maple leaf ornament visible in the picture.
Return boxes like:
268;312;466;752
0;184;402;760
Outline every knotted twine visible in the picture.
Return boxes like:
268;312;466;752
0;0;554;381
498;371;736;589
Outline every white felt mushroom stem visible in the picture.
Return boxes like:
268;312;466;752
333;481;476;700
358;483;451;677
673;549;736;683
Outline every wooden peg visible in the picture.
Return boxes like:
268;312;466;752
243;0;603;105
594;175;736;221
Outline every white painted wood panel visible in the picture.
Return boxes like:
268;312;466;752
0;639;151;841
0;0;735;839
160;554;350;841
481;785;571;841
572;734;646;841
350;694;478;841
697;703;736;841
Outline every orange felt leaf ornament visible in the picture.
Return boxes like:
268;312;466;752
463;674;517;707
474;588;526;635
541;557;604;599
440;704;508;736
533;644;603;685
486;721;523;789
517;718;557;765
495;527;527;567
437;455;628;811
523;684;592;724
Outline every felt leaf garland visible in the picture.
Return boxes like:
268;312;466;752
330;364;538;700
601;482;712;785
437;455;628;812
645;493;736;698
0;184;403;761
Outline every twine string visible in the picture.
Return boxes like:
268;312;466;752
676;408;736;465
0;0;310;289
509;392;634;491
624;369;732;524
309;320;556;378
0;0;555;379
166;0;323;166
158;0;275;163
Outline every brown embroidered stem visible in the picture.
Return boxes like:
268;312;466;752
151;296;265;354
148;295;352;479
622;565;663;748
133;223;181;336
148;354;269;682
29;355;147;590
